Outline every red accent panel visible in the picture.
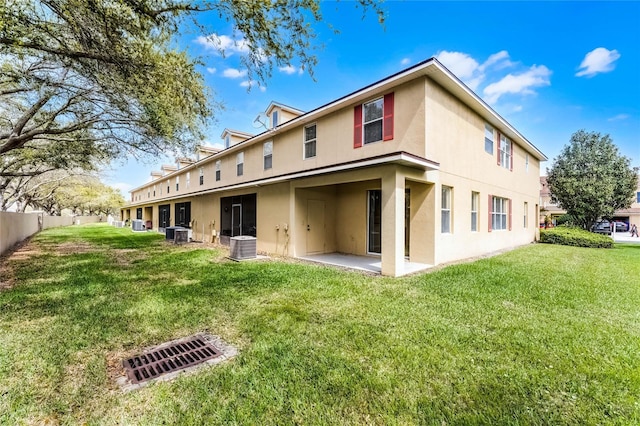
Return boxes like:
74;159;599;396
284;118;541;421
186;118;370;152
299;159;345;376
383;92;394;141
488;195;493;232
508;198;513;231
354;104;363;148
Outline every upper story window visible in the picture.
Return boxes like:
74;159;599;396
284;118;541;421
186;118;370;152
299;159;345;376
176;176;179;191
489;195;511;231
199;167;204;185
186;172;190;188
499;134;512;170
636;191;640;203
153;185;156;197
147;190;150;199
304;124;317;159
272;110;279;128
166;180;170;194
525;153;530;172
441;186;452;233
484;124;494;155
264;141;273;170
224;135;230;149
215;161;221;181
236;152;244;176
354;93;394;148
364;98;383;144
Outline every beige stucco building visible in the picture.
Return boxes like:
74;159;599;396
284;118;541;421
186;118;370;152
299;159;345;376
122;58;547;276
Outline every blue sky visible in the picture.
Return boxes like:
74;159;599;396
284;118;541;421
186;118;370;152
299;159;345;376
107;1;640;195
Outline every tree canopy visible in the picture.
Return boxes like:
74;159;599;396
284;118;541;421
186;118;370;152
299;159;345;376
0;0;383;210
546;130;638;230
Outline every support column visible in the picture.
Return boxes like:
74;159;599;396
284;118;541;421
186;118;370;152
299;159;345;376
381;167;405;276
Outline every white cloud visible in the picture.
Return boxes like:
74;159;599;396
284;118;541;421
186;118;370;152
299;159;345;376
240;80;266;92
436;51;480;80
400;58;411;66
608;113;630;122
206;67;216;74
479;50;513;72
576;47;621;77
436;50;514;91
195;34;250;55
223;68;247;79
483;65;551;104
278;65;303;75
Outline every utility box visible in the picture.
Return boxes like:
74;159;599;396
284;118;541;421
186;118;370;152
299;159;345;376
145;220;152;230
174;229;189;244
230;236;257;260
132;219;144;232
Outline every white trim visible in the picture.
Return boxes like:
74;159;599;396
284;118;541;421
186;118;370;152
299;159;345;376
124;153;439;207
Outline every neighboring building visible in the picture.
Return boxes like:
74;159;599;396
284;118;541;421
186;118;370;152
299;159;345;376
540;175;640;227
122;58;547;276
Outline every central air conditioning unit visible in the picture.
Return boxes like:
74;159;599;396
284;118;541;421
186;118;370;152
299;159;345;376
174;228;189;244
132;219;145;231
230;236;257;261
165;226;183;240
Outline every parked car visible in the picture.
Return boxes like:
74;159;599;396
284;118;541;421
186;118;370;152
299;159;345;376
614;221;629;232
591;221;611;235
591;221;629;234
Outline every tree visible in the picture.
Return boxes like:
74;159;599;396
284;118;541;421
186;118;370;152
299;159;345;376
546;130;639;230
1;0;384;162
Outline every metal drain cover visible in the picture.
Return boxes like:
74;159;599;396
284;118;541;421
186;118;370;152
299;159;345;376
123;335;222;384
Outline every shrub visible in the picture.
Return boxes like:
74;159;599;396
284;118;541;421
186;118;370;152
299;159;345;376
540;226;613;248
556;214;578;227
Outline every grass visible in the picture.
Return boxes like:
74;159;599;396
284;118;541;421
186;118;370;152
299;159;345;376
1;224;639;425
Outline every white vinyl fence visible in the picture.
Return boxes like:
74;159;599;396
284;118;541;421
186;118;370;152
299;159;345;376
0;212;102;255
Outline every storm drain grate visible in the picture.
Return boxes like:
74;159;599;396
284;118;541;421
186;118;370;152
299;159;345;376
122;335;222;384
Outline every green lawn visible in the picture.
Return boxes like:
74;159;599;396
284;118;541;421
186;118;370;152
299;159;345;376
1;224;639;425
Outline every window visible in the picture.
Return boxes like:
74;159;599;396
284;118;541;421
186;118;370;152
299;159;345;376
490;196;510;231
147;190;150;199
441;186;452;233
153;185;156;197
363;98;383;144
215;161;221;181
471;191;479;232
199;167;204;185
524;201;528;228
499;134;512;170
224;134;230;149
485;124;494;154
272;111;279;128
304;124;316;159
637;191;640;203
186;172;190;189
176;176;179;191
264;141;273;170
236;152;243;176
368;190;382;253
166;180;170;194
525;154;530;172
354;93;394;148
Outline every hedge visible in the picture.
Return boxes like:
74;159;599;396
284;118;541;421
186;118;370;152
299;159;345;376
540;226;613;248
